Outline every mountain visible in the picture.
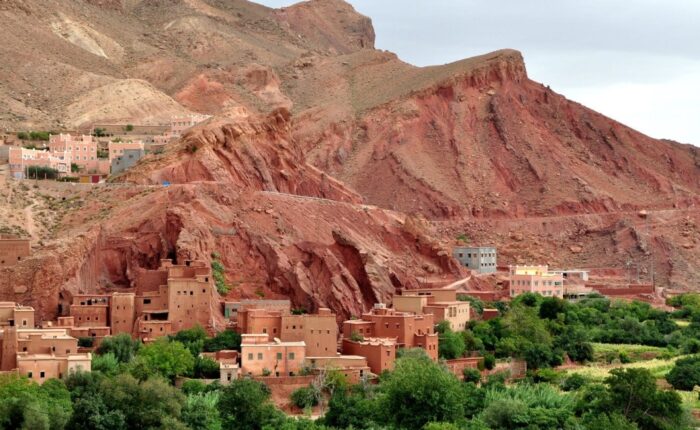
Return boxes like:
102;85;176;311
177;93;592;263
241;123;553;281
0;0;699;322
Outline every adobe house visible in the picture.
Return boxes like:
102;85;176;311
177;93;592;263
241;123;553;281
453;246;497;273
224;299;291;320
0;303;91;383
341;303;439;371
240;334;306;377
393;288;470;331
303;355;371;384
0;236;31;268
135;259;215;341
341;337;396;375
236;307;338;358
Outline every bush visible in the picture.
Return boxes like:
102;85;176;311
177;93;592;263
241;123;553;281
291;386;318;409
350;331;364;342
483;354;496;370
532;368;561;384
666;355;700;390
194;356;220;379
561;373;588;392
463;368;481;384
203;330;241;352
211;258;230;295
26;165;59;179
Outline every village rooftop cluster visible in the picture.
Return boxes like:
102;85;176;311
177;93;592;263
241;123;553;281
0;114;210;182
0;237;661;386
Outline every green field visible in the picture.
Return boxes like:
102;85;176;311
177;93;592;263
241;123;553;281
591;342;672;362
564;356;683;381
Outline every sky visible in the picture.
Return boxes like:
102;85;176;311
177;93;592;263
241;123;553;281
258;0;700;146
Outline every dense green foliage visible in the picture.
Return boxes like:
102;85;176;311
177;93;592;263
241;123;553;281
26;166;59;179
666;355;700;390
1;294;699;430
210;253;231;295
17;131;50;141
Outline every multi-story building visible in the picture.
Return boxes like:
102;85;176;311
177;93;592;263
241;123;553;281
240;334;305;377
0;303;91;384
393;288;470;331
341;303;439;371
49;133;107;173
340;337;395;375
236;307;338;357
509;265;564;298
59;260;214;342
8;147;72;179
108;140;144;162
0;235;31;268
110;148;144;175
135;259;216;340
453;247;497;273
0;302;35;329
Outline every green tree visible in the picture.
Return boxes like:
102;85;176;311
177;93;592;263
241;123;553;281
462;368;481;384
172;325;207;356
437;321;466;359
182;392;222;430
0;374;72;430
96;333;140;363
218;379;283;430
666;355;700;390
100;374;186;429
291;386;318;409
603;368;685;430
381;354;465;429
203;330;241;352
131;338;194;381
92;352;120;376
193;356;220;379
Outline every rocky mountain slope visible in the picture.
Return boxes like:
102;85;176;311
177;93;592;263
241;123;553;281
0;0;698;319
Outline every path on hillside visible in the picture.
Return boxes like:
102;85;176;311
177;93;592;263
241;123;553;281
23;203;38;240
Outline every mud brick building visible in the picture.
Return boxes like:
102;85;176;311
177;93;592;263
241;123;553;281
0;303;91;384
341;303;439;373
0;236;31;268
393;288;470;331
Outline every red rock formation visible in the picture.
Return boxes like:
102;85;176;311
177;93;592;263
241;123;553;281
0;111;463;323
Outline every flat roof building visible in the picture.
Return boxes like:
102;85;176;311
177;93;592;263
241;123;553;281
453;247;497;273
393;288;470;331
509;265;564;298
240;334;305;377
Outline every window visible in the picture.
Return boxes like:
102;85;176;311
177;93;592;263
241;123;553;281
277;352;282;360
40;371;45;378
257;353;263;360
262;328;267;334
386;351;390;357
288;352;295;360
27;372;32;378
143;299;151;305
248;353;253;360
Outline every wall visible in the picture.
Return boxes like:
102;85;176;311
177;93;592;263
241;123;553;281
0;239;31;268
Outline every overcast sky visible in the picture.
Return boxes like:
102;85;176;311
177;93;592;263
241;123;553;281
258;0;699;145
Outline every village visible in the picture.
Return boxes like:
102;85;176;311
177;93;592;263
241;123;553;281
0;223;677;412
0;121;689;420
0;114;210;182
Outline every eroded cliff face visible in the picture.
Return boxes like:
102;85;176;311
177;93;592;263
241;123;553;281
292;50;700;219
0;111;462;323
